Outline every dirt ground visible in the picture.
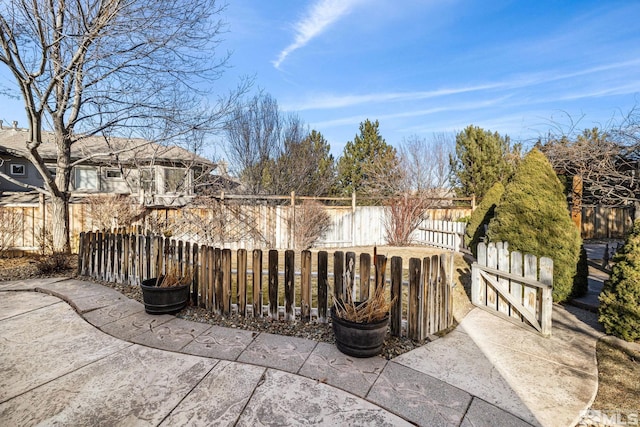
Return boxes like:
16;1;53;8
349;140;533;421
591;340;640;414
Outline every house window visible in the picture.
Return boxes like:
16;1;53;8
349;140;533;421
75;167;98;190
10;164;25;176
140;168;155;193
164;168;186;193
105;169;123;179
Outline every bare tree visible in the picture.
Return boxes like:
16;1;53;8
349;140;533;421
382;133;455;245
224;91;282;195
0;0;247;252
225;92;336;196
398;133;453;194
540;108;640;217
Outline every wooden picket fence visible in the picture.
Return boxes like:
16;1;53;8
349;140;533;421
471;242;553;336
77;230;455;340
414;219;466;252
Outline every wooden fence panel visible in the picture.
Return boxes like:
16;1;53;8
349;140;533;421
75;231;455;336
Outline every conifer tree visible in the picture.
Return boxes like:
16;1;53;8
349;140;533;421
335;119;401;198
599;220;640;341
487;149;583;302
450;125;520;199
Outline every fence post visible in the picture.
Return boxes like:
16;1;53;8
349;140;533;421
539;257;553;337
359;253;371;301
222;249;231;315
253;249;263;317
238;249;247;316
375;255;386;292
301;250;312;322
192;243;199;306
268;249;278;319
284;250;295;321
390;256;402;337
408;257;421;341
345;252;356;302
214;248;222;314
420;256;431;340
78;232;85;276
318;251;328;323
334;251;344;301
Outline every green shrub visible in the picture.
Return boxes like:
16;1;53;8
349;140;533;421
599;220;640;342
572;245;589;298
486;149;582;302
465;182;505;256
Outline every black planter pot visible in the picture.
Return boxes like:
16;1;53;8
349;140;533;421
331;307;389;358
140;277;190;314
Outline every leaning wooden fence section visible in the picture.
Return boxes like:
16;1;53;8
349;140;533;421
78;230;455;340
471;241;553;336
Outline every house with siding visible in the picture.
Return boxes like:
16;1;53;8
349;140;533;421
0;122;217;207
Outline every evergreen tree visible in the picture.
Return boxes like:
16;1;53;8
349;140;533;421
599;220;640;341
487;149;582;302
335;119;402;198
465;182;505;256
450;125;520;199
270;130;336;196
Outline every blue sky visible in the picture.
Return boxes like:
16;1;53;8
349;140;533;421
215;0;640;156
1;0;639;159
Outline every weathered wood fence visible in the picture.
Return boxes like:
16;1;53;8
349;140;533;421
471;242;553;336
414;219;466;252
77;230;455;340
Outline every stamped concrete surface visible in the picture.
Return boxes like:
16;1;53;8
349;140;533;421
0;277;603;426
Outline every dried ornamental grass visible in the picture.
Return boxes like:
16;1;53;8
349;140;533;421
333;285;392;323
155;264;193;288
332;255;395;323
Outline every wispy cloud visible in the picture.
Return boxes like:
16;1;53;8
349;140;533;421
311;97;510;129
284;58;640;111
273;0;362;69
284;84;506;111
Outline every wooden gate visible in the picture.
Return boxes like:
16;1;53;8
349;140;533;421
471;242;553;336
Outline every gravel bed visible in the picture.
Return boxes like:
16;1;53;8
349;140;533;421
0;255;426;359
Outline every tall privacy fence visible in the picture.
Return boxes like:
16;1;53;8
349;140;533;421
471;241;553;336
78;230;455;340
1;195;632;255
0;193;473;253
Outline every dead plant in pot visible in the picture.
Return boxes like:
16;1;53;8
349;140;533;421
331;256;393;357
141;265;193;314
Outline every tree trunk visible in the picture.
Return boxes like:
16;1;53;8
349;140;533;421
51;194;71;254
